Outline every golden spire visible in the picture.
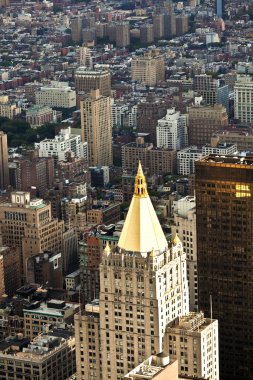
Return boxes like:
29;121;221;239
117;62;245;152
133;161;148;198
118;161;168;254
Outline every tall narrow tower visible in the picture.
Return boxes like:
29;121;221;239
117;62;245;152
75;162;189;380
80;89;112;167
196;155;253;380
0;131;9;190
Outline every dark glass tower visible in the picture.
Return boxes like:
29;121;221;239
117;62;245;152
196;155;253;380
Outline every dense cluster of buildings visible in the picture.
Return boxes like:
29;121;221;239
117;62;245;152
0;0;253;379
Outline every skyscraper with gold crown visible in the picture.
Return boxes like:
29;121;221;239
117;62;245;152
75;162;189;380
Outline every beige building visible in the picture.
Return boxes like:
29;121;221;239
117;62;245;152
0;95;21;119
124;354;178;380
0;192;64;279
172;196;197;311
188;104;228;146
214;128;253;151
75;67;111;97
80;90;112;167
0;331;76;380
115;21;130;47
75;163;189;380
164;312;219;380
35;82;76;109
0;255;4;297
75;301;101;380
131;50;165;86
0;131;9;189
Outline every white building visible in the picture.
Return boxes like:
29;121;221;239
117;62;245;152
172;196;197;311
35;81;76;109
127;104;138;128
35;127;88;163
202;142;237;155
234;74;253;124
157;108;188;150
177;146;204;175
206;32;220;44
78;46;93;69
111;102;128;128
164;312;219;380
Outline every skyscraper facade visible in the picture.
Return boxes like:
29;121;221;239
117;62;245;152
75;163;189;380
80;89;112;167
188;104;228;147
0;131;9;190
195;155;253;380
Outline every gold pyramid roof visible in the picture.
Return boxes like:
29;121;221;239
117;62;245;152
118;162;168;254
173;233;182;246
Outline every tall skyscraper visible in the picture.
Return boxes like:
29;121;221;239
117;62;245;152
75;162;189;380
195;155;253;380
80;89;112;167
215;0;224;18
0;131;9;190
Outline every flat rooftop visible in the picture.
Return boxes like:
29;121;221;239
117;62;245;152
199;154;253;166
23;300;79;317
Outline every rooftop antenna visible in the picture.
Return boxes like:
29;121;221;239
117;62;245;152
210;293;213;321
